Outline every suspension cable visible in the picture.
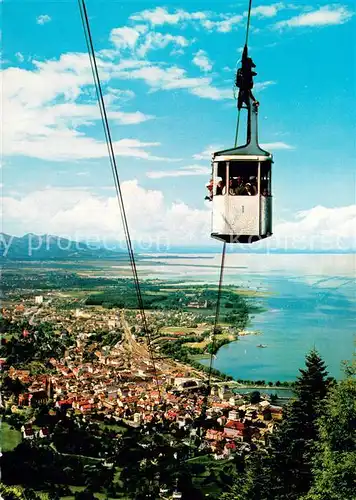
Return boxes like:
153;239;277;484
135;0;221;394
245;0;253;47
77;0;161;400
197;243;226;432
206;242;226;389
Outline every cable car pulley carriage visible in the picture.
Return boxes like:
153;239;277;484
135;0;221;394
209;40;273;244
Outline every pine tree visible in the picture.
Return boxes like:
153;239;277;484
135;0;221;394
303;358;356;500
266;349;331;499
294;348;331;404
223;349;331;500
222;451;272;500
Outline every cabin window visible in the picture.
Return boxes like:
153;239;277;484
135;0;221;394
260;162;271;196
214;162;227;196
228;161;258;196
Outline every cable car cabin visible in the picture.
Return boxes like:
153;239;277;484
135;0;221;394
211;153;272;244
211;114;273;244
210;90;273;244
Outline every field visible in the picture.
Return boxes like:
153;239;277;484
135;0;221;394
1;422;22;452
2;259;267;310
185;331;235;350
160;326;208;335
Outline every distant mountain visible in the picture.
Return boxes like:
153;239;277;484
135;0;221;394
0;233;127;261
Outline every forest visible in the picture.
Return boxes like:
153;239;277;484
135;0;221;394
85;280;259;319
0;318;75;369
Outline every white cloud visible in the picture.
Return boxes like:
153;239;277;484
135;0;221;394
110;25;147;50
190;84;233;100
116;62;233;100
2;54;161;162
136;32;190;57
130;5;285;33
1;183;210;244
202;15;243;33
275;5;353;28
273;205;356;250
36;14;51;25
254;80;276;92
260;142;294;150
111;59;233;100
193;145;223;160
193;50;213;72
105;88;135;104
170;48;185;57
46;102;152;125
2;4;290;166
130;7;207;26
250;3;285;18
2;42;242;165
5;53;114;106
2;185;355;249
15;52;24;62
146;165;211;179
110;25;191;58
5;130;167;162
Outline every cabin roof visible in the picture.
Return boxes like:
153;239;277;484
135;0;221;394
213;142;271;158
213;154;272;162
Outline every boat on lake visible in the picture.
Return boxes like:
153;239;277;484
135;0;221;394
257;344;267;348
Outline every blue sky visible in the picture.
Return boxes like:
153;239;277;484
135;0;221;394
1;0;355;250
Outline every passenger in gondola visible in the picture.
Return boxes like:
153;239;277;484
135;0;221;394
205;178;214;201
249;176;257;195
216;180;225;195
228;178;238;195
235;176;246;195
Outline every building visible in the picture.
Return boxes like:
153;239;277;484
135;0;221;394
228;410;239;421
38;427;50;439
270;405;283;421
108;318;118;329
35;296;43;305
133;413;142;424
224;420;251;441
187;300;208;309
21;424;34;440
174;378;202;389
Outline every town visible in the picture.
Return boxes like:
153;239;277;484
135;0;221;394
1;289;284;499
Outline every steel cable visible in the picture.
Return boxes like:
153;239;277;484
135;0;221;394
78;0;161;400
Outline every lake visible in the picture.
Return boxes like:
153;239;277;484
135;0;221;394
134;253;356;381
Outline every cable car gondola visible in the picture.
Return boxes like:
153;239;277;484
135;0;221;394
210;45;273;244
